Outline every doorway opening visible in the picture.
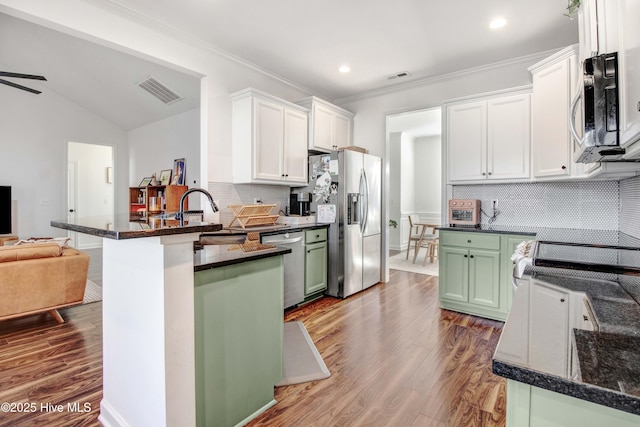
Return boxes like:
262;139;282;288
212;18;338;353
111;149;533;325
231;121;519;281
67;141;114;249
386;107;442;275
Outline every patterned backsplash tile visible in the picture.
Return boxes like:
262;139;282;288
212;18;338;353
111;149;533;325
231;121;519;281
208;182;290;226
620;176;640;239
452;181;619;230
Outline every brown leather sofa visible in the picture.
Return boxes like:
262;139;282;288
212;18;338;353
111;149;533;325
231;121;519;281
0;242;90;323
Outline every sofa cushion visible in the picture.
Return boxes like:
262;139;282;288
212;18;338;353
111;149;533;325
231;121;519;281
0;242;63;263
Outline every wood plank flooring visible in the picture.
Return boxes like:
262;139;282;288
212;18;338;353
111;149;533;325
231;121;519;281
0;268;505;427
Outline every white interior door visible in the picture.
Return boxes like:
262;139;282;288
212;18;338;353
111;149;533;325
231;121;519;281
67;161;78;247
67;141;114;249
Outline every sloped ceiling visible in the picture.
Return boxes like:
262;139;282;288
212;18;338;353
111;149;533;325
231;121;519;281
0;12;200;130
0;1;579;129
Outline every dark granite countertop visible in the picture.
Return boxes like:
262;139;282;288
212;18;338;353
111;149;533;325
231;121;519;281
436;225;538;236
51;214;223;239
493;275;640;415
199;222;329;237
193;244;291;271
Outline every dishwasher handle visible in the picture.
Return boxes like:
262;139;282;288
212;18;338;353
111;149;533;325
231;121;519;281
263;236;304;245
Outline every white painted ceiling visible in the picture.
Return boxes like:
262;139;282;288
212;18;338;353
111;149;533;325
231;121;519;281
388;109;442;139
0;0;579;130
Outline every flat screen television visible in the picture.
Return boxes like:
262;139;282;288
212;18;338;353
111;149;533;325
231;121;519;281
0;186;11;234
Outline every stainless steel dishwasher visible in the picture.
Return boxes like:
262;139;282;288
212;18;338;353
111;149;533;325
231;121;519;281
262;231;305;309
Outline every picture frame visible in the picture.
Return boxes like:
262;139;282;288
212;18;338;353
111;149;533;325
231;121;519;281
139;177;152;186
172;158;186;186
159;169;172;186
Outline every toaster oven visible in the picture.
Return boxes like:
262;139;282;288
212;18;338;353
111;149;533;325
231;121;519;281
448;199;481;226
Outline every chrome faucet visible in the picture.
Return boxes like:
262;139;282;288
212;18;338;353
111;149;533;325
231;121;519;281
178;188;219;225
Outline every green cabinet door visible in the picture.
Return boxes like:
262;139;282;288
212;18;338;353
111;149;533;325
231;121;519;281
439;246;470;302
468;249;501;309
194;256;284;427
507;380;640;427
305;241;327;295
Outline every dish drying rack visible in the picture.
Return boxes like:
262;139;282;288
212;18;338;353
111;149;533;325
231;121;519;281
227;204;279;228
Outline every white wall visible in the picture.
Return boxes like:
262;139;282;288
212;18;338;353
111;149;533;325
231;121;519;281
0;0;312;189
129;108;201;189
0;75;128;239
388;132;402;249
400;133;415;213
414;135;441;223
68;142;114;248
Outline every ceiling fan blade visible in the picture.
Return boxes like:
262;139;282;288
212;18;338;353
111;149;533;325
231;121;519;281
0;78;42;94
0;71;47;81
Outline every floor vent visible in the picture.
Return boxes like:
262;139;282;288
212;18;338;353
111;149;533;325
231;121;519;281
137;76;183;105
387;71;411;80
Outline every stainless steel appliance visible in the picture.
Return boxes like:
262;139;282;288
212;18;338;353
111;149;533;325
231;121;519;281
306;150;382;298
448;199;481;227
571;52;624;163
289;191;311;216
261;231;305;308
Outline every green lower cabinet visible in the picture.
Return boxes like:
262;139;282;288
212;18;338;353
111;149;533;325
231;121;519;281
194;256;284;427
305;240;327;296
439;231;532;321
507;380;640;427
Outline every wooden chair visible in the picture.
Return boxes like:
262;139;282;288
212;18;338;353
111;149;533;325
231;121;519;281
406;215;438;263
419;226;439;265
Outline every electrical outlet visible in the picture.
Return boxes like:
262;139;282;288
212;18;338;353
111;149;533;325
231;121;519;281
491;199;499;208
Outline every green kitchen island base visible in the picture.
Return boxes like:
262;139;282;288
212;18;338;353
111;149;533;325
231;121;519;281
194;256;284;427
507;380;640;427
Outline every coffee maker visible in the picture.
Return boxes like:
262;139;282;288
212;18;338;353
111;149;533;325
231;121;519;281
289;192;311;216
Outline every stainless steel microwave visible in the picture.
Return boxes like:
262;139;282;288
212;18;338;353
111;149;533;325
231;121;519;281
571;52;624;163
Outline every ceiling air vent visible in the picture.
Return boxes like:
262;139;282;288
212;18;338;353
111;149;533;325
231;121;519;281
387;71;411;80
137;76;183;105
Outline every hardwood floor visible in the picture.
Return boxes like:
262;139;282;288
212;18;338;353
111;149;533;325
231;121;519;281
250;270;506;426
0;268;505;427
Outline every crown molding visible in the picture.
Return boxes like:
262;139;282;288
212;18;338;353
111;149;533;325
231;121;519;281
80;0;315;95
333;48;561;105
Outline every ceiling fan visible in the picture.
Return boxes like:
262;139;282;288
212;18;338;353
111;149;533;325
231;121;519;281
0;71;47;94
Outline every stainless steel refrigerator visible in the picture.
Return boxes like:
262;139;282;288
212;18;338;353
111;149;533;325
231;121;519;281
307;150;382;298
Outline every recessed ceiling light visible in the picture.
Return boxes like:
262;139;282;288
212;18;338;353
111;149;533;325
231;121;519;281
338;65;351;73
489;17;507;29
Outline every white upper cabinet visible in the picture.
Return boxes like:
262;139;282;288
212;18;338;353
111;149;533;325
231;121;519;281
446;87;531;183
231;88;309;186
578;0;619;62
298;96;354;152
616;0;640;156
447;101;487;181
530;46;579;179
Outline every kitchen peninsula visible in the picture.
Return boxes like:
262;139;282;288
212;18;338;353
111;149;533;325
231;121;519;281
51;214;290;427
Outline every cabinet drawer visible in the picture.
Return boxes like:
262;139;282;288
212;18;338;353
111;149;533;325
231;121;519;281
440;231;500;250
305;228;327;244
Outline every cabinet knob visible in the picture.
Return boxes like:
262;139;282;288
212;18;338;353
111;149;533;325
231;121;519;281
482;172;486;176
487;172;492;176
560;298;566;303
469;255;474;258
464;254;468;258
583;315;589;321
467;240;471;243
561;165;567;170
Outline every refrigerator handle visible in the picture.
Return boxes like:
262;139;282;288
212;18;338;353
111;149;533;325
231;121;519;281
361;169;369;232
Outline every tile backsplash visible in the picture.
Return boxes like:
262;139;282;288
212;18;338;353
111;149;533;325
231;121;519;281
452;181;619;230
208;182;290;225
619;175;640;239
